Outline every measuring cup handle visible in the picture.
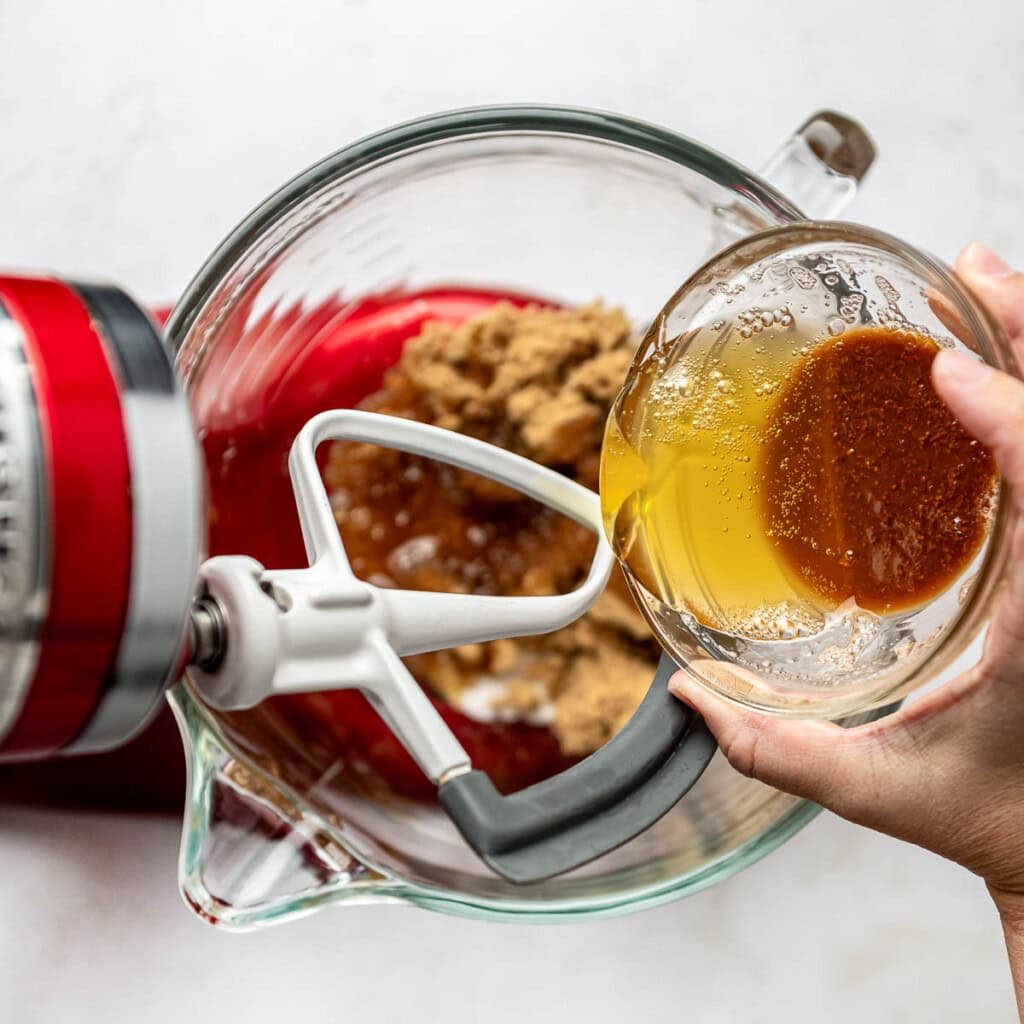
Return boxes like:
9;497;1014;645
439;654;716;884
760;110;877;220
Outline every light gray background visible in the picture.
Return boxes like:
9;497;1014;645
1;0;1021;1020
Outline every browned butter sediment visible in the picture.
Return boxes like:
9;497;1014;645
760;327;998;614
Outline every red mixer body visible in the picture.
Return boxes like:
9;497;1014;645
0;292;186;807
0;278;134;755
0;278;572;806
0;276;199;767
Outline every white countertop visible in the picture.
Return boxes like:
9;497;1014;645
0;805;1012;1021
1;0;1022;1019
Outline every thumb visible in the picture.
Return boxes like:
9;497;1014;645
669;664;896;827
955;242;1024;349
931;318;1024;681
931;347;1024;503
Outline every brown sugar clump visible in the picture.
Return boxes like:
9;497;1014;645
324;301;657;757
553;633;655;755
395;302;634;485
761;328;998;613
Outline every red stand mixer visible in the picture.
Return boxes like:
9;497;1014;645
0;106;884;923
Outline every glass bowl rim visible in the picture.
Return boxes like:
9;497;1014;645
160;109;865;922
171;678;834;924
163;103;805;349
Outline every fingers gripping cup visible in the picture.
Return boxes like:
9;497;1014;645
601;222;1017;718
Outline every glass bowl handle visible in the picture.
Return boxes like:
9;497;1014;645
713;110;876;252
762;110;876;220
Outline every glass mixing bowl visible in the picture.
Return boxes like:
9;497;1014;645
165;105;884;928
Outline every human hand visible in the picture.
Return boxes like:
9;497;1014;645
669;243;1024;903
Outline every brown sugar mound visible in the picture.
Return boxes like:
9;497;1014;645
324;301;658;757
394;301;635;485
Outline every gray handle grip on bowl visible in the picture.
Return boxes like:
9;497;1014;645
439;654;716;884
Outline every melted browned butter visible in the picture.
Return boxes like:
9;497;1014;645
760;328;998;613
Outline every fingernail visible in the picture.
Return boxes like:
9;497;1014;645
963;242;1012;278
667;672;695;707
933;348;993;391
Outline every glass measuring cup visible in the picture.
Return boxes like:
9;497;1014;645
166;105;881;928
604;222;1016;719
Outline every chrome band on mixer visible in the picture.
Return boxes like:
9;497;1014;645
0;300;50;748
63;286;202;754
